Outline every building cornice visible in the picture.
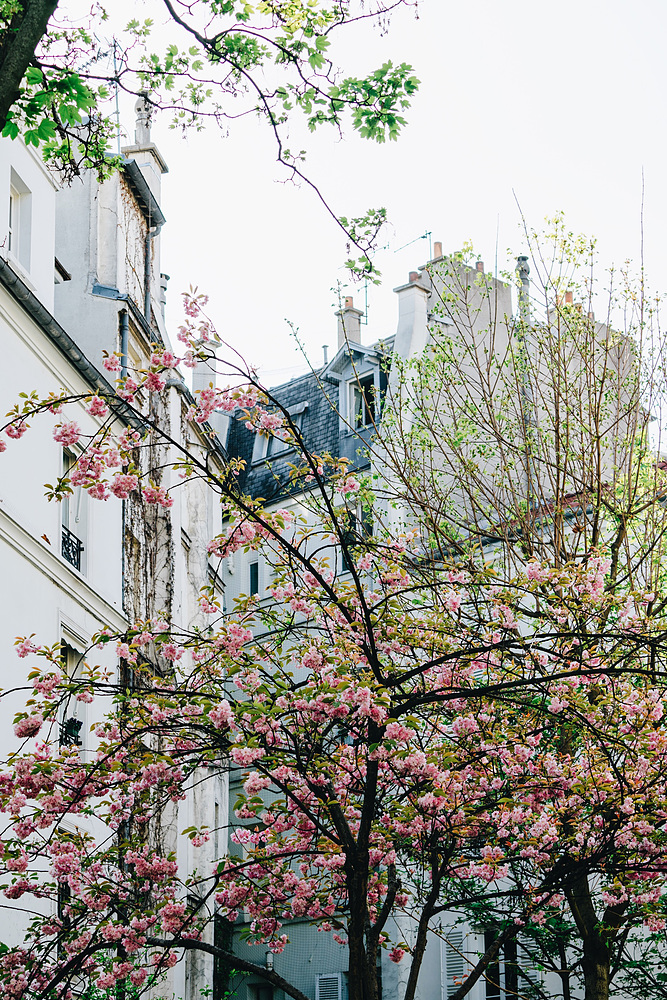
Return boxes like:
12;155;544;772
122;159;166;229
0;258;144;430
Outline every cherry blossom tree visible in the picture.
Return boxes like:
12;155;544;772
3;224;667;1000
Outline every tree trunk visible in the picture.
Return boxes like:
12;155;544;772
0;0;59;130
347;868;377;1000
581;936;610;1000
564;873;625;1000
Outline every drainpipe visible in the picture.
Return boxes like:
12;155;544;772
119;308;129;379
144;223;163;326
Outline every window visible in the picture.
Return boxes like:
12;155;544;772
59;643;87;753
349;374;376;429
443;927;466;999
316;974;342;1000
479;930;541;1000
7;168;32;271
249;561;259;595
252;402;308;463
253;988;273;1000
339;506;372;574
61;451;86;572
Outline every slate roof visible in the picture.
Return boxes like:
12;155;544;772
227;366;371;505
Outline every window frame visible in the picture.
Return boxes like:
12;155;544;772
348;372;377;430
251;402;308;464
61;450;86;573
7;168;32;272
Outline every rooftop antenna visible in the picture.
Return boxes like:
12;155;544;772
361;277;369;326
394;230;432;258
113;39;121;155
338;280;370;327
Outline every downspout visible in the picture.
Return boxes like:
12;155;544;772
119;305;130;615
119;308;129;379
144;223;163;326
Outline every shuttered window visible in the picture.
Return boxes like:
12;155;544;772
316;973;342;1000
443;927;466;998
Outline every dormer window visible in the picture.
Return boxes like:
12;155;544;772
252;402;308;463
349;374;376;429
266;408;305;458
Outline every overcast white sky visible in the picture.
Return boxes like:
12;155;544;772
110;0;667;383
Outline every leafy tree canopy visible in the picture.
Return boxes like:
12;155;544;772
0;0;420;276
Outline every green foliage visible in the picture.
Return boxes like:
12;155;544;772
0;0;417;265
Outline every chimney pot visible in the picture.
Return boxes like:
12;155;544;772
433;241;442;258
476;260;484;273
336;300;363;348
565;290;574;305
409;271;419;283
134;93;152;146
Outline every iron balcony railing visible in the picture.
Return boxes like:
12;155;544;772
61;524;84;571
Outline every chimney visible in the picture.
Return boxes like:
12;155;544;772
134;94;152;146
433;241;443;259
192;344;216;397
159;273;169;316
393;270;431;360
476;260;484;273
516;256;530;323
336;296;364;348
322;344;329;365
565;290;574;305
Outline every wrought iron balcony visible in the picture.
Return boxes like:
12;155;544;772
61;524;84;570
60;716;83;747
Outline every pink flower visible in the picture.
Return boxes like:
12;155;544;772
6;420;28;439
143;485;173;508
53;421;81;446
16;639;38;658
14;714;44;738
88;482;110;501
389;947;406;964
0;438;6;453
210;701;234;729
118;378;139;402
151;351;177;368
445;590;462;614
103;354;122;373
86;396;108;418
340;476;359;495
111;473;139;499
145;372;166;392
162;643;183;662
526;561;550;583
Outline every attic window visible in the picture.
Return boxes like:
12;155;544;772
252;401;308;463
349;374;375;428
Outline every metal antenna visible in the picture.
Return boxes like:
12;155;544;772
394;230;432;255
113;39;121;155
